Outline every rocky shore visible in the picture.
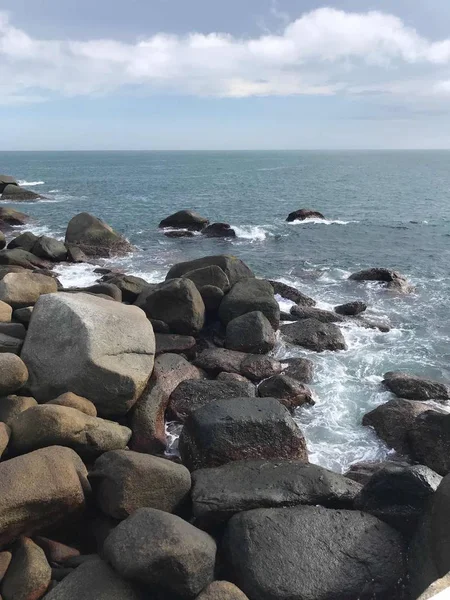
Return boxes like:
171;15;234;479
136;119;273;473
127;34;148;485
0;202;447;599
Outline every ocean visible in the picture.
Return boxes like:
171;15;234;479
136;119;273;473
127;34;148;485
1;149;450;473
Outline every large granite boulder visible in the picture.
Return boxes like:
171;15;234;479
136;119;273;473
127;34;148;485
0;175;17;194
2;536;51;600
0;395;36;425
0;354;28;396
1;184;42;201
0;300;12;322
409;410;450;475
286;209;325;222
225;311;276;354
191;460;362;526
100;273;150;303
281;318;347;351
21;293;155;417
182;265;230;292
193;348;282;381
166;255;254;287
47;391;97;416
7;231;39;252
32;236;68;262
179;397;308;471
65;213;133;257
0;249;50;270
267;280;316;307
383;371;450;401
0;272;58;309
223;506;406;600
349;268;413;293
0;207;29;229
219;279;280;329
0;446;88;548
159;210;209;231
104;508;216;598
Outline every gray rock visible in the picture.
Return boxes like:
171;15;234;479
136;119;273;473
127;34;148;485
290;305;344;323
345;459;411;485
383;371;450;401
155;333;197;356
68;282;122;302
202;223;236;237
219;279;280;329
335;301;367;316
2;184;42;201
166;255;254;288
65;213;133;258
0;175;17;194
200;285;224;311
0;423;10;459
193;347;245;376
258;374;314;410
164;229;195;238
159;210;209;231
349;268;413;293
150;319;170;333
0;249;50;270
286;208;325;221
267;280;316;307
0;354;28;396
100;274;150;303
7;231;39;252
281;357;314;383
240;355;283;381
0;301;12;323
417;574;450;600
0;333;23;354
0;322;26;340
66;245;88;263
182;265;230;292
0;207;29;229
32;236;68;262
0;272;58;309
225;311;276;354
409;410;450;475
281;318;347;352
13;306;33;325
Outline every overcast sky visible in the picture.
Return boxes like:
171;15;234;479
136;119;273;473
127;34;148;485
2;0;450;150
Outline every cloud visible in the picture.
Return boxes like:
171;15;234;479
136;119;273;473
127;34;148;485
2;7;450;105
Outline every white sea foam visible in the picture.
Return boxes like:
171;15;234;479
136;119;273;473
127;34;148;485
232;225;268;240
53;263;100;288
287;218;356;225
18;180;45;186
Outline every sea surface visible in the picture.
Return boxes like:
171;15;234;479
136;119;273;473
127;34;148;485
1;150;450;473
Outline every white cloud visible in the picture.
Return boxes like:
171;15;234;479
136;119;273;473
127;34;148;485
1;7;450;105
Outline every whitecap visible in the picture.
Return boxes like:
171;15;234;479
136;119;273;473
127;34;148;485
232;225;268;241
287;218;357;225
53;263;101;288
17;180;45;186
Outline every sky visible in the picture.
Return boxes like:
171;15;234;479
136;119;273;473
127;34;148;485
2;0;450;150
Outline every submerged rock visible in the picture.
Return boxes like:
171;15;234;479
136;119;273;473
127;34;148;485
335;300;367;316
286;208;325;222
164;229;195;238
202;222;236;237
281;318;347;352
383;371;450;401
65;212;133;257
159;210;209;231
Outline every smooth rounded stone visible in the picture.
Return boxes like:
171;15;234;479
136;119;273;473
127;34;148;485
13;306;33;325
0;249;50;270
1;184;42;201
159;210;209;231
345;459;412;485
200;285;224;311
0;551;11;582
194;347;246;376
164;229;196;238
0;265;27;280
349;267;413;293
0;423;10;458
133;283;160;309
191;460;362;526
354;316;391;333
216;372;251;384
290;305;344;323
240;355;283;382
225;311;276;355
183;266;231;293
166;255;255;287
0;333;22;354
0;322;26;340
219;279;280;329
169;379;256;422
383;371;450;401
281;357;314;384
130;353;203;454
21;293;155;417
143;279;205;335
46;392;97;417
0;208;29;229
281;318;347;352
363;399;433;455
223;506;406;600
65;245;88;263
179;397;308;471
155;333;197;356
0;354;28;396
0;273;57;309
104;508;216;597
0;302;11;323
100;274;149;303
65;213;133;258
90;450;191;519
2;537;51;600
0;395;36;425
202;223;236;238
418;574;450;600
335;300;367;316
10;405;131;459
258;375;314;410
7;232;39;252
195;581;249;600
0;446;88;548
286;208;325;222
34;537;80;565
32;236;67;262
409;410;450;475
267;280;316;307
150;319;170;333
42;558;143;600
355;464;442;536
0;175;17;193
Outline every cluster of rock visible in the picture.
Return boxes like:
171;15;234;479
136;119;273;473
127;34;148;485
159;210;237;238
0;175;44;202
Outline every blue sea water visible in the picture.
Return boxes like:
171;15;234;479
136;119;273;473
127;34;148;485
1;150;450;472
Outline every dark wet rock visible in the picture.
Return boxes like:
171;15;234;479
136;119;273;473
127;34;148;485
169;378;255;422
202;222;236;237
32;236;68;262
280;311;292;320
345;459;411;485
225;311;276;354
0;272;58;309
150;319;170;333
355;463;442;536
281;318;347;352
191;460;362;526
130;353;202;454
142;278;205;335
258;374;314;410
65;212;133;258
409;410;450;475
104;508;216;598
0;175;17;194
335;300;368;316
133;283;160;309
0;550;11;582
281;357;314;384
286;208;325;222
290;305;344;323
0;333;23;354
179;397;308;471
155;333;197;356
193;347;282;381
2;184;43;201
0;322;26;339
100;274;150;303
182;265;230;292
349;267;413;293
7;231;39;252
0;354;28;396
2;536;51;600
12;306;33;325
0;248;51;270
0;207;29;229
159;210;209;231
219;278;280;329
200;285;224;311
196;581;249;600
383;371;450;401
240;355;283;381
223;505;406;600
90;450;191;519
166;255;254;287
267;280;316;307
66;245;88;263
164;229;196;238
216;372;252;384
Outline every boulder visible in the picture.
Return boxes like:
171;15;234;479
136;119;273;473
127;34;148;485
0;272;58;309
182;265;230;292
150;319;170;333
349;268;413;292
0;175;17;194
0;333;23;354
10;405;131;460
383;371;450;401
409;411;450;475
0;249;50;270
159;210;209;231
32;236;67;262
34;537;80;565
0;446;88;548
155;333;197;356
225;311;276;354
13;306;33;325
258;374;314;410
216;372;251;384
169;379;255;422
363;399;432;455
0;423;10;458
7;231;38;252
200;285;224;311
223;506;406;600
179;397;308;471
335;301;367;316
219;279;280;329
100;274;150;303
66;245;88;263
42;558;143;600
0;395;37;425
193;348;244;376
267;280;316;307
90;450;191;519
2;537;51;600
0;301;12;323
281;318;347;352
65;213;133;258
286;209;325;222
196;582;249;600
46;392;97;417
345;460;411;485
0;207;29;229
21;293;155;417
240;354;283;381
68;282;122;302
281;357;314;383
202;223;236;237
0;322;26;340
0;354;28;396
1;184;42;201
290;305;344;323
142;279;205;335
0;265;27;280
191;460;362;526
104;508;216;598
166;255;254;287
130;353;203;454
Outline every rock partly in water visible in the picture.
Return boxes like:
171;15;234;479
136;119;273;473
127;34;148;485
281;357;314;384
164;229;196;238
0;208;29;229
267;280;316;307
0;272;58;309
225;311;276;354
219;279;280;329
349;267;413;293
290;305;344;323
65;213;133;258
0;249;51;270
286;209;325;222
383;371;450;401
32;236;68;262
335;300;368;316
7;231;39;252
258;374;314;410
166;255;254;288
202;223;236;237
1;184;43;201
281;318;347;352
0;175;17;194
159;210;209;231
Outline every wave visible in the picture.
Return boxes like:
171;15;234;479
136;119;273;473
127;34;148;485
288;218;356;225
232;225;269;241
18;180;45;186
